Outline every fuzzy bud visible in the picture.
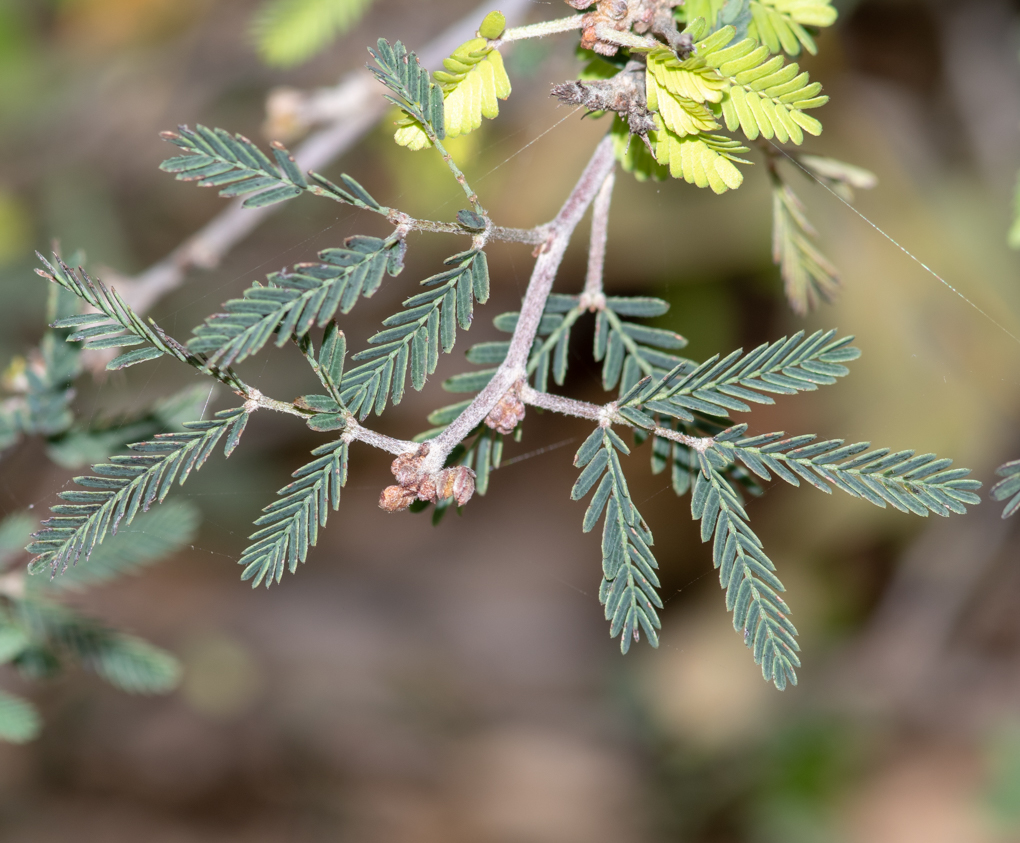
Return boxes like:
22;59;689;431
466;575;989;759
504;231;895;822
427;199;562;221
380;485;417;512
485;384;526;435
436;466;477;507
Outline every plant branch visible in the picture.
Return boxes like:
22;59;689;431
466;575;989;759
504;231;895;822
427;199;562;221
494;14;586;45
420;135;618;474
386;212;546;245
519;385;714;452
582;167;615;306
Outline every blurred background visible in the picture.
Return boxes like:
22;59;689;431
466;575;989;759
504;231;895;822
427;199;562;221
2;0;1020;839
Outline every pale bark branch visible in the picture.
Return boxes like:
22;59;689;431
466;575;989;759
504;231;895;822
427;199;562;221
582;167;615;306
421;135;618;475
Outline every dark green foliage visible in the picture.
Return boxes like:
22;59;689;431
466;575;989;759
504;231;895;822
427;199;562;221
572;427;662;652
13;600;179;693
342;250;488;418
692;463;800;689
27;408;248;576
46;384;213;469
621;330;858;422
188;235;402;368
716;425;982;516
0;284;82;452
239;440;349;587
37;255;190;371
595;298;688;394
991;459;1020;518
0;691;41;744
368;39;446;141
161;125;332;209
34;502;200;592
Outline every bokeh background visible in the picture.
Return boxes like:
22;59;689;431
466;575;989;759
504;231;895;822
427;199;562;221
3;0;1020;839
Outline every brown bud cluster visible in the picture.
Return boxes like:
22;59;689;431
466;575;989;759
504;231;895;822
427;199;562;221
563;0;689;58
378;445;477;512
485;382;526;435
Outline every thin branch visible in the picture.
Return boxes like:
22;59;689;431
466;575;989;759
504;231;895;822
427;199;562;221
582;167;615;305
520;384;604;421
343;418;417;455
592;24;659;52
519;385;715;452
494;14;586;45
115;0;534;316
387;211;547;245
422;136;618;475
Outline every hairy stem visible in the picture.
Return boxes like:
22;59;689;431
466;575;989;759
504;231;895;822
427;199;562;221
387;211;547;245
519;385;714;452
422;136;618;474
583;168;615;304
343;418;417;455
495;14;586;45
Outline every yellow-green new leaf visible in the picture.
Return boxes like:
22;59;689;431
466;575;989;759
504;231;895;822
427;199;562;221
646;46;727;103
748;0;837;55
394;119;431;151
647;73;720;136
697;26;827;144
444;49;511;137
654;122;750;194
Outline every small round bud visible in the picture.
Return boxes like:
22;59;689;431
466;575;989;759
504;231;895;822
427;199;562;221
379;485;417;512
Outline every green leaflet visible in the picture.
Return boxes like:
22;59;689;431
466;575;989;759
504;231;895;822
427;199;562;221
251;0;374;68
342;250;488;419
623;329;859;421
715;430;982;516
572;428;662;652
692;468;799;690
371;39;446;146
26;408;249;576
34;502;200;592
188;235;400;368
239;440;349;587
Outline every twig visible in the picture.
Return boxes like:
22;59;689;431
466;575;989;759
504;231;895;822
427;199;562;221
519;385;714;451
581;168;615;308
387;211;547;244
494;14;586;46
116;0;534;316
421;136;619;475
